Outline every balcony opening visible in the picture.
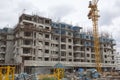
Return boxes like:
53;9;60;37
74;59;80;62
34;32;36;38
22;56;31;60
86;36;89;39
104;49;107;52
61;51;66;56
39;25;43;28
45;42;49;46
45;49;49;54
45;26;50;30
105;61;107;63
55;51;58;54
87;48;89;51
69;52;72;56
104;55;107;58
45;58;49;61
68;45;72;49
38;18;44;23
87;60;90;62
45;20;50;24
87;54;90;57
112;61;114;64
81;59;84;62
92;60;95;63
34;40;36;46
61;38;66;42
61;58;66;61
38;57;42;61
23;40;31;45
45;34;49;38
52;58;58;61
23;48;31;54
61;45;66;49
69;59;72;62
81;47;84;51
68;39;72;43
91;54;95;58
24;32;32;37
112;56;114;59
80;41;84;45
23;22;33;27
91;48;94;52
68;32;72;36
56;37;59;40
56;44;58;47
81;53;85;57
24;16;32;21
39;33;43;36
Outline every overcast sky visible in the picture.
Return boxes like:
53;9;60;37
0;0;120;52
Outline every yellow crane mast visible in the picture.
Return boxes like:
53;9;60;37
88;0;102;73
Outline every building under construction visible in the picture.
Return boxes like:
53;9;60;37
0;14;116;74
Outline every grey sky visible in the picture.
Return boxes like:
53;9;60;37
0;0;120;52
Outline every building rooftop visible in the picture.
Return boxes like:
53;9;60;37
0;27;14;34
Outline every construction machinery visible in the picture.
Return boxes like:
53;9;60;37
0;63;64;80
37;63;64;80
0;66;15;80
54;63;64;80
88;0;102;73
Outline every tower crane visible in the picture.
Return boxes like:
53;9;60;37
88;0;102;73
